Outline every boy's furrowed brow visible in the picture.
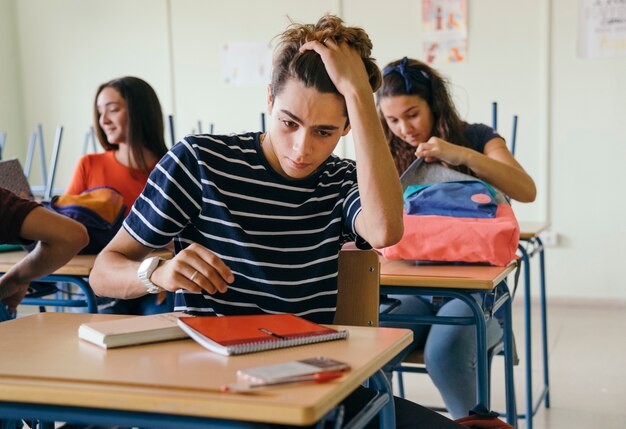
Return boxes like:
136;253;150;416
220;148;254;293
280;109;340;130
280;109;304;124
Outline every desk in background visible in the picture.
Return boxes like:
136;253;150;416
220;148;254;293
379;258;517;426
0;313;412;429
0;251;98;314
0;250;174;318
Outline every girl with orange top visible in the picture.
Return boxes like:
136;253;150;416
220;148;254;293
66;76;168;216
67;76;169;315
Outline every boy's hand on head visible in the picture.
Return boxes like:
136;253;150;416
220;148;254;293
299;40;371;97
151;243;234;295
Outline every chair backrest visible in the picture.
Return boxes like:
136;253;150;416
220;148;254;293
333;247;380;327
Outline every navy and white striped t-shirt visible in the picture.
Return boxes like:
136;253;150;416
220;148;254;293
124;132;368;323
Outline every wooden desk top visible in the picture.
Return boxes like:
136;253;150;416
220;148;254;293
0;251;95;276
380;256;516;290
0;313;412;426
519;221;551;239
0;249;173;277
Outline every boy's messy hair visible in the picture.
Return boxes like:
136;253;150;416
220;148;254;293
271;14;381;100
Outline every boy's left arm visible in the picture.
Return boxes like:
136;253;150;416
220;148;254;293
300;40;404;248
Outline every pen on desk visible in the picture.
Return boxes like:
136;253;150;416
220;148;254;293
221;371;345;393
258;327;287;340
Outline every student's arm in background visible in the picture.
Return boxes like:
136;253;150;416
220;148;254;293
91;229;233;300
416;136;536;202
301;40;404;248
0;208;89;313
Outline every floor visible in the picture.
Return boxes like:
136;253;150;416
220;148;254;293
395;299;626;428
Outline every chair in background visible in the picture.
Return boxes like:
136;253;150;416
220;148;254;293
24;124;47;192
393;328;506;406
167;114;176;148
0;131;6;160
82;126;97;155
334;246;380;327
260;112;266;133
491;101;518;157
24;123;64;199
190;120;215;135
332;247;403;429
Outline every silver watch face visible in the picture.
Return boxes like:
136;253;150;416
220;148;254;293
138;257;163;293
138;257;158;276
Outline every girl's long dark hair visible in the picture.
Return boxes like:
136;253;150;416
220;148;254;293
376;58;471;175
93;76;167;173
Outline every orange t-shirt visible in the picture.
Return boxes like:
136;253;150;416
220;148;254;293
66;150;154;216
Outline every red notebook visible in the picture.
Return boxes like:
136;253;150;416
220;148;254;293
177;314;349;356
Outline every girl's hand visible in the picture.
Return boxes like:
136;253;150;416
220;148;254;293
415;137;470;166
0;278;29;314
151;243;234;295
299;39;371;97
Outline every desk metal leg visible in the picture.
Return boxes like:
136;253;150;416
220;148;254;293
464;295;489;412
368;370;396;429
536;237;551;408
501;283;518;427
518;238;552;424
0;305;12;322
380;288;490;412
518;245;533;429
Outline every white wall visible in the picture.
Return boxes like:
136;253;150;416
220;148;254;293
169;0;338;137
0;0;24;161
1;0;625;301
14;0;172;188
345;0;548;225
550;0;626;300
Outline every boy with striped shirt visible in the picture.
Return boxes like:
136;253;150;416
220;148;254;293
91;16;404;323
92;15;470;429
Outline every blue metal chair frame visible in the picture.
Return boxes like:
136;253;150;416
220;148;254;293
380;282;518;427
0;305;11;323
515;237;550;429
20;275;99;314
0;370;396;429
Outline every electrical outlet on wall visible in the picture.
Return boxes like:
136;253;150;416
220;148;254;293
539;230;558;247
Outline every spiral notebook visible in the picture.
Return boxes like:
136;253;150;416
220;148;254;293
177;314;349;356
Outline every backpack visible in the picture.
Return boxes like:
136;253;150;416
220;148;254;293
455;406;516;428
381;160;519;267
46;186;126;254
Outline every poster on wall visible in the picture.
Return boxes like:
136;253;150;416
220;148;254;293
422;0;468;64
221;42;273;86
578;0;626;58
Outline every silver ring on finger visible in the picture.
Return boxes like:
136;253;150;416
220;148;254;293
190;270;198;282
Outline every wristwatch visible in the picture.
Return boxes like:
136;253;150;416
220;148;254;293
137;256;165;294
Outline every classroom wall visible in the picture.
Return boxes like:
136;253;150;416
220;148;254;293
0;0;24;161
169;0;339;138
1;0;624;302
344;0;548;226
12;0;173;188
550;0;626;301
